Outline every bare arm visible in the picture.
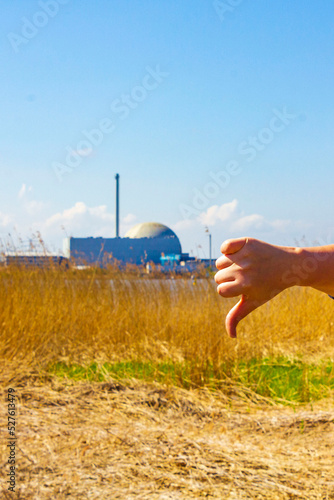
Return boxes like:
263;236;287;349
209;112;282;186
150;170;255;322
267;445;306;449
214;237;334;338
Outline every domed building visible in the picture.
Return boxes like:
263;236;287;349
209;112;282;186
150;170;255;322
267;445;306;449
126;222;181;252
64;221;183;266
125;222;179;241
63;175;197;268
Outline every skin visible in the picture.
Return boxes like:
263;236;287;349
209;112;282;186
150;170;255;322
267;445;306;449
214;237;334;338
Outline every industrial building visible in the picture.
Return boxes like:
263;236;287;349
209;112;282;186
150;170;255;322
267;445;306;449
0;252;67;268
63;221;189;266
62;175;202;269
2;174;209;270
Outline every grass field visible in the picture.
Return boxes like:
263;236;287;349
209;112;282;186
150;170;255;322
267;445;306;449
1;264;334;498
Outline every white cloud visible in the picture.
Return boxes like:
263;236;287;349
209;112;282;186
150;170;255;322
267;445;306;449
233;214;265;231
18;183;44;214
271;219;292;231
45;202;113;232
192;200;290;235
18;183;32;199
25;200;46;215
1;197;298;256
171;199;294;256
172;218;197;231
18;184;26;199
32;202;137;242
0;212;11;227
123;213;137;224
198;199;238;226
40;200;291;249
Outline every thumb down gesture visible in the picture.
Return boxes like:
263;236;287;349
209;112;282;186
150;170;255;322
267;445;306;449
215;237;297;338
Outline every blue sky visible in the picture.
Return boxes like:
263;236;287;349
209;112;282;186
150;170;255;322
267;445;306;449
1;1;334;257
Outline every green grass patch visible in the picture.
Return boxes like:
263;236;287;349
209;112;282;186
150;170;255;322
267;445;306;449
48;357;334;403
232;358;334;402
48;360;192;386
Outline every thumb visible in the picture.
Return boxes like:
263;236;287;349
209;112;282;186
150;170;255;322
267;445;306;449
221;237;248;256
225;295;261;338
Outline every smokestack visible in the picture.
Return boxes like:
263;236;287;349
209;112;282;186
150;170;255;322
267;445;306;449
115;173;120;238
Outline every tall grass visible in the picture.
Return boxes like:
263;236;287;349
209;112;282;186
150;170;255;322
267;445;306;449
1;263;334;401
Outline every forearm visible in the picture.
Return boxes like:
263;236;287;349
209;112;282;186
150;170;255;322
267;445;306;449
283;245;334;295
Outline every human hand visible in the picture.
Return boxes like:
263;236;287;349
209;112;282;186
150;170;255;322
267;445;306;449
215;237;295;337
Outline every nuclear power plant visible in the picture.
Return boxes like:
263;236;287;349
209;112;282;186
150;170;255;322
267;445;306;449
0;174;210;270
63;174;196;268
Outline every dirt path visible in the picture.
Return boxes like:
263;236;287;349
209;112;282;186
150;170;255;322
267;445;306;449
1;378;334;499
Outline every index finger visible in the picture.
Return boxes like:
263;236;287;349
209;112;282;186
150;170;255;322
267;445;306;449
215;254;234;270
220;237;248;255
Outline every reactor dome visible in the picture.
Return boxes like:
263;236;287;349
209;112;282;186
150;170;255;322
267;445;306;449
125;222;182;254
125;222;177;239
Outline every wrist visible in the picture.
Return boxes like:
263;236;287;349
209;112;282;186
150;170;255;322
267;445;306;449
280;246;309;288
298;246;334;294
283;245;334;293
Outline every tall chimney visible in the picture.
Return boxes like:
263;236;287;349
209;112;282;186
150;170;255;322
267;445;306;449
115;173;120;238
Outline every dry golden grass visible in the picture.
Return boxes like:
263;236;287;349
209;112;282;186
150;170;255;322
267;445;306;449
1;264;334;374
1;377;334;499
1;265;334;498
